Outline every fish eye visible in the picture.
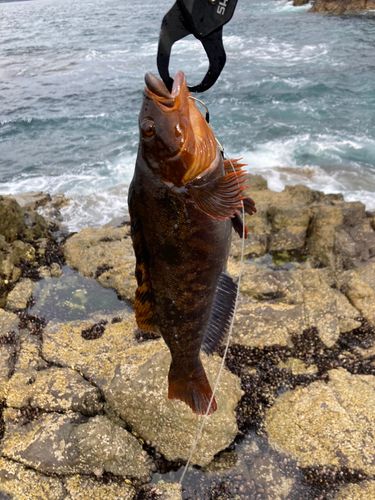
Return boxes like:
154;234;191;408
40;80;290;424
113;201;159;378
141;119;155;137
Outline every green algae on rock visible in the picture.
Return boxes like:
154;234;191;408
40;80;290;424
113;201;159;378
106;344;243;467
265;368;375;475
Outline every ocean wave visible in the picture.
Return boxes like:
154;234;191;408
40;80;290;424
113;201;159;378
57;184;130;232
231;135;375;209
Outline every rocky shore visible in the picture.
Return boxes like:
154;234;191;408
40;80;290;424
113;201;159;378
309;0;375;14
0;178;374;500
284;0;375;14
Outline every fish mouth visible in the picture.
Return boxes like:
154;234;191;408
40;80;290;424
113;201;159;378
143;70;217;184
144;71;186;106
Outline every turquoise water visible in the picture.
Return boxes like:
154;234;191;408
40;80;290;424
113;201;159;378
1;0;375;230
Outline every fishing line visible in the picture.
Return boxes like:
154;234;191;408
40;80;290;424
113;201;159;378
188;96;210;123
179;138;246;486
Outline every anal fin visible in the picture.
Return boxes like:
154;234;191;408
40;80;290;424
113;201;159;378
201;273;237;355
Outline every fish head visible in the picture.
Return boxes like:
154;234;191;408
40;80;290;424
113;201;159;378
139;71;217;187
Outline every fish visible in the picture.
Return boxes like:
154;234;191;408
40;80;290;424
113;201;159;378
128;70;256;415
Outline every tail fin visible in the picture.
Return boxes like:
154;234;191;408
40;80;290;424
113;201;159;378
168;357;217;415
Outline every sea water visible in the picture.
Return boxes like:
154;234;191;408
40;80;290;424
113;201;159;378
1;0;375;230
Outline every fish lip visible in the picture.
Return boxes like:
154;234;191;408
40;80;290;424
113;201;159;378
171;70;186;98
144;71;187;108
144;72;171;99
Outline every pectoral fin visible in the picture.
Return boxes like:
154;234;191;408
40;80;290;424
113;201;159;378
201;273;237;355
187;170;249;220
232;213;248;239
244;196;257;215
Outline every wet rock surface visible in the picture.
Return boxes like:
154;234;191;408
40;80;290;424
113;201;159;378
334;480;375;499
1;180;375;499
265;368;375;474
0;457;65;500
64;475;135;500
63;226;137;301
42;314;141;391
6;278;36;310
1;409;152;478
107;345;243;466
7;367;103;415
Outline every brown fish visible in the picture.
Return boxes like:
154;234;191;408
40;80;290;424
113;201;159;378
128;71;256;415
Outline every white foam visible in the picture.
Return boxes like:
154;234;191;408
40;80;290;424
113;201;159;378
58;184;129;232
223;134;375;209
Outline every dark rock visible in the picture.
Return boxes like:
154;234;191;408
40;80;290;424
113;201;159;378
0;196;28;243
246;174;268;191
1;410;152;478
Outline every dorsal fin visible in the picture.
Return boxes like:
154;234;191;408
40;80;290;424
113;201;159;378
187;170;249;220
223;158;257;237
201;273;237;355
223;158;247;174
131;220;157;333
243;196;257;215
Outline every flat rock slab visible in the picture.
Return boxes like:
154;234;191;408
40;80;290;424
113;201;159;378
64;475;135;500
265;368;375;475
0;457;65;500
1;411;152;479
231;267;361;348
7;367;102;416
233;299;304;348
0;309;19;336
106;344;243;467
340;261;375;325
64;226;137;300
42;315;143;391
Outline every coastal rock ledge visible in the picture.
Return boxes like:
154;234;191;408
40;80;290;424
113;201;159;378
1;178;375;499
309;0;375;14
